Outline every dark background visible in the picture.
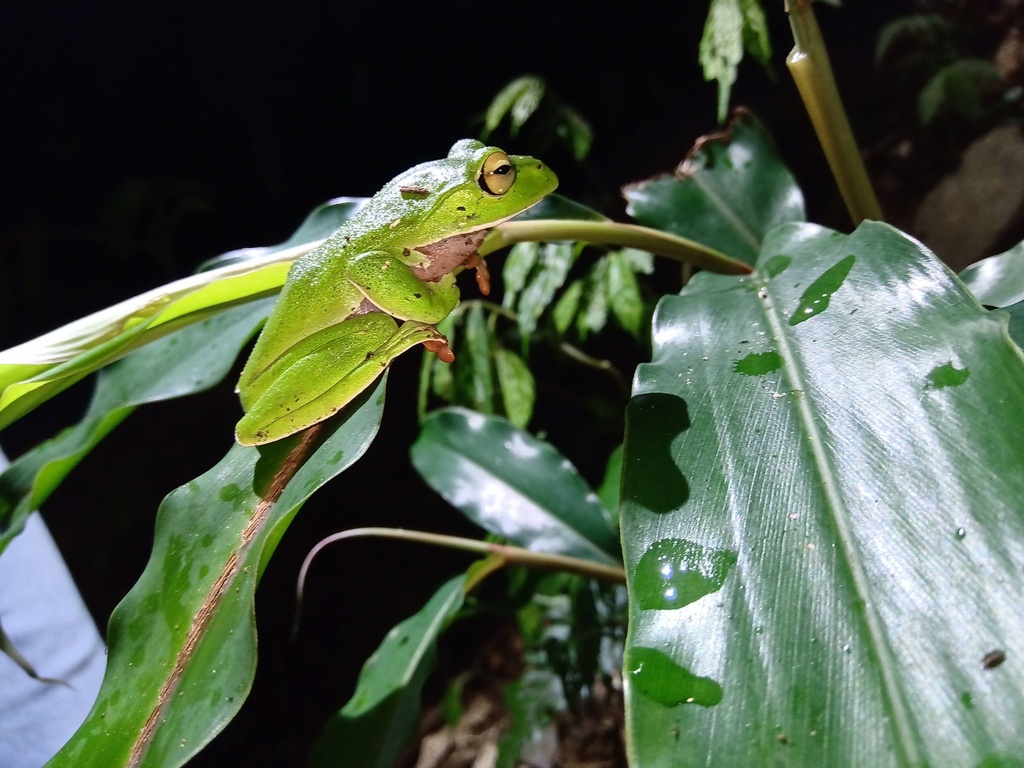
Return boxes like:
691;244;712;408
1;2;923;765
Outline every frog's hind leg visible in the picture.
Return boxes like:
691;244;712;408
236;315;448;444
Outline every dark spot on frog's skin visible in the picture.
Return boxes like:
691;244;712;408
399;185;430;197
413;292;422;298
402;248;411;257
536;163;543;170
465;212;478;220
983;649;1006;669
456;206;466;211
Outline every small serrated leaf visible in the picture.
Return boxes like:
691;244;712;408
740;0;771;66
483;76;545;139
516;242;577;339
700;0;744;121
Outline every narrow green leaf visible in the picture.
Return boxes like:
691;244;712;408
494;348;536;428
960;239;1024;308
0;198;363;431
411;408;619;565
552;279;584;335
502;242;540;311
509;193;609;224
310;575;466;768
0;300;272;556
606;250;646;337
595;444;623;528
198;197;365;271
622;112;805;265
578;259;610;338
622;220;1024;766
47;379;387;768
455;303;495;414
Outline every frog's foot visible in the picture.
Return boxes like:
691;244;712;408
464;253;491;296
422;337;455;364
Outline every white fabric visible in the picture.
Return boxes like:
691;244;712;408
0;447;106;767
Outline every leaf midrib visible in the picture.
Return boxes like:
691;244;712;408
757;269;923;767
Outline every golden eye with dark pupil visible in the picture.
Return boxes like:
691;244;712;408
479;151;517;195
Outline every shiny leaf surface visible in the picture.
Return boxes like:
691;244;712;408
0;199;363;431
622;221;1024;767
960;239;1024;308
411;408;619;565
0;300;271;555
622;112;805;265
47;379;386;768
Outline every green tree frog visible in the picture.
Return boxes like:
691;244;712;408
235;139;558;445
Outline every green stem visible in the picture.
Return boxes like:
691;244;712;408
558;342;630;397
293;526;626;632
484;219;752;275
786;0;883;224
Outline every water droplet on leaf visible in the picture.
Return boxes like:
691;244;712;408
788;255;855;326
627;646;723;707
635;538;738;610
733;351;783;376
926;362;970;390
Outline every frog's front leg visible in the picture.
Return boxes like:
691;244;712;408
235;313;449;445
346;248;463;323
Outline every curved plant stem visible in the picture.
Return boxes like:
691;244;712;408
293;526;626;634
485;219;752;275
786;0;883;224
558;342;630;397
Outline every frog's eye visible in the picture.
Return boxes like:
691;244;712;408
479;151;516;196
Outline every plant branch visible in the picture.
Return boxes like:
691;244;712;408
558;342;631;398
786;0;883;224
293;526;626;635
484;219;752;275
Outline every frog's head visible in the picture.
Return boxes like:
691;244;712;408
387;139;558;242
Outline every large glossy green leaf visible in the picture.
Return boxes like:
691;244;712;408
622;112;805;265
0;199;363;431
310;574;466;768
621;221;1024;766
410;408;620;566
47;378;387;768
960;239;1024;308
0;299;272;556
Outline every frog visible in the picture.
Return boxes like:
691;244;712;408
235;139;558;445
